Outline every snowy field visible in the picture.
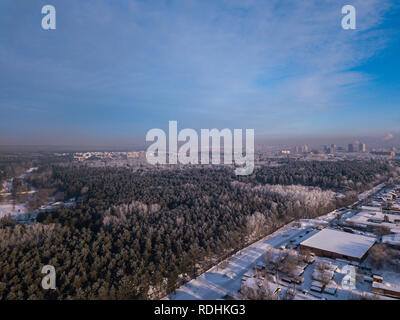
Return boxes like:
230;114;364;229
0;167;38;219
0;202;26;218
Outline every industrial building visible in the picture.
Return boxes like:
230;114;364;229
300;229;376;262
372;280;400;298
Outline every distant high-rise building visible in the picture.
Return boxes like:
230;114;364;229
302;145;309;153
359;143;366;153
295;146;300;153
348;144;354;153
323;145;333;154
331;144;336;153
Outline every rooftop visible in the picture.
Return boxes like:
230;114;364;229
346;211;400;233
300;229;376;260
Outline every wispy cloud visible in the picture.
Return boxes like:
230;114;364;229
0;0;398;144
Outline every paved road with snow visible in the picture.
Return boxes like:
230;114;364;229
166;224;313;300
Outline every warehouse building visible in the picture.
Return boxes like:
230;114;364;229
372;280;400;298
300;229;376;262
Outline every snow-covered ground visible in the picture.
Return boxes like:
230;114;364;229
0;167;36;219
166;182;398;300
166;222;317;300
0;179;13;194
0;202;26;218
346;210;400;233
358;183;385;201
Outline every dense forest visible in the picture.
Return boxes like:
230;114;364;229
0;152;71;184
0;159;398;299
0;160;30;186
246;160;393;191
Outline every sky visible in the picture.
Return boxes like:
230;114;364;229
0;0;399;146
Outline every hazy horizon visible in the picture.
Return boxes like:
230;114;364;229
1;131;399;152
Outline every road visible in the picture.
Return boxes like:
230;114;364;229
166;182;388;300
166;224;314;300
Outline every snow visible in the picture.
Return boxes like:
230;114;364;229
382;234;400;247
358;183;385;201
381;270;400;286
312;269;334;282
360;206;382;212
0;168;75;222
242;277;259;290
0;202;26;218
324;281;337;295
372;281;400;293
310;285;323;293
166;223;313;300
346;211;400;234
165;183;399;301
0;167;38;218
300;229;376;260
311;280;324;289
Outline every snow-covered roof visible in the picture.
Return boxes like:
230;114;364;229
242;277;258;290
372;281;400;293
360;205;382;212
346;211;400;233
382;234;400;246
300;229;376;260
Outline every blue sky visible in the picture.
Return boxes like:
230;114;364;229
0;0;399;145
